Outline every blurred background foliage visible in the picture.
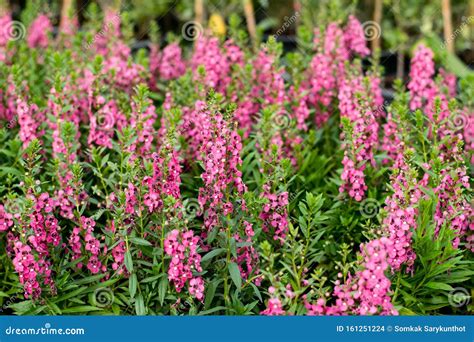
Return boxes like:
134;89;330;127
2;0;473;73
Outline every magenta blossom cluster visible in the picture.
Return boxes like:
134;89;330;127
329;238;397;315
434;167;472;249
0;204;13;231
164;229;204;301
149;42;186;84
7;193;61;298
407;45;453;123
69;216;106;274
191;35;232;92
382;161;428;271
304;16;370;127
196;103;247;231
0;14;12;62
259;186;289;244
261;297;286;315
338;73;379;201
27;14;52;49
234;221;260;284
307;238;397;316
408;45;437;112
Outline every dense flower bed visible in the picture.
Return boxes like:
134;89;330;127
0;9;472;315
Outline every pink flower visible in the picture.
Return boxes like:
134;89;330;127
408;45;437;112
260;186;289;244
164;229;204;300
27;15;52;49
0;205;13;231
261;297;286;316
344;15;370;57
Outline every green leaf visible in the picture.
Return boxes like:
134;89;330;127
135;294;145;315
129;237;152;247
228;262;242;290
74;274;106;285
129;273;137;298
250;282;262;302
201;248;226;263
197;306;226;315
158;277;168;306
124;250;134;273
204;280;218;309
62;306;103;314
8;300;34;314
425;282;454;291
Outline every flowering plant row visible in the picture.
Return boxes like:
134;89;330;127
0;7;472;316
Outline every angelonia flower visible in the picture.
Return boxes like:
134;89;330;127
252;48;287;109
12;241;43;299
128;98;157;155
68;216;106;274
103;57;145;94
338;73;379;201
0;14;11;47
234;221;260;284
16;97;43;149
407;45;437;112
438;68;457;98
88;99;125;149
93;9;122;57
381;112;402;165
180;100;211;162
466;235;474;253
27;14;52;49
142;148;182;213
259;186;289;244
196;103;247;231
306;50;337;126
164;229;204;301
261;297;286;316
289;85;311;131
58;12;78;38
111;240;126;274
432;114;472;248
225;40;256;136
434;166;471;249
0;205;13;231
382;159;427;271
307;238;397;316
191;35;230;92
328;238;397;315
461;108;474;163
344;15;370;57
159;43;186;81
7;193;61;298
0;14;12;62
